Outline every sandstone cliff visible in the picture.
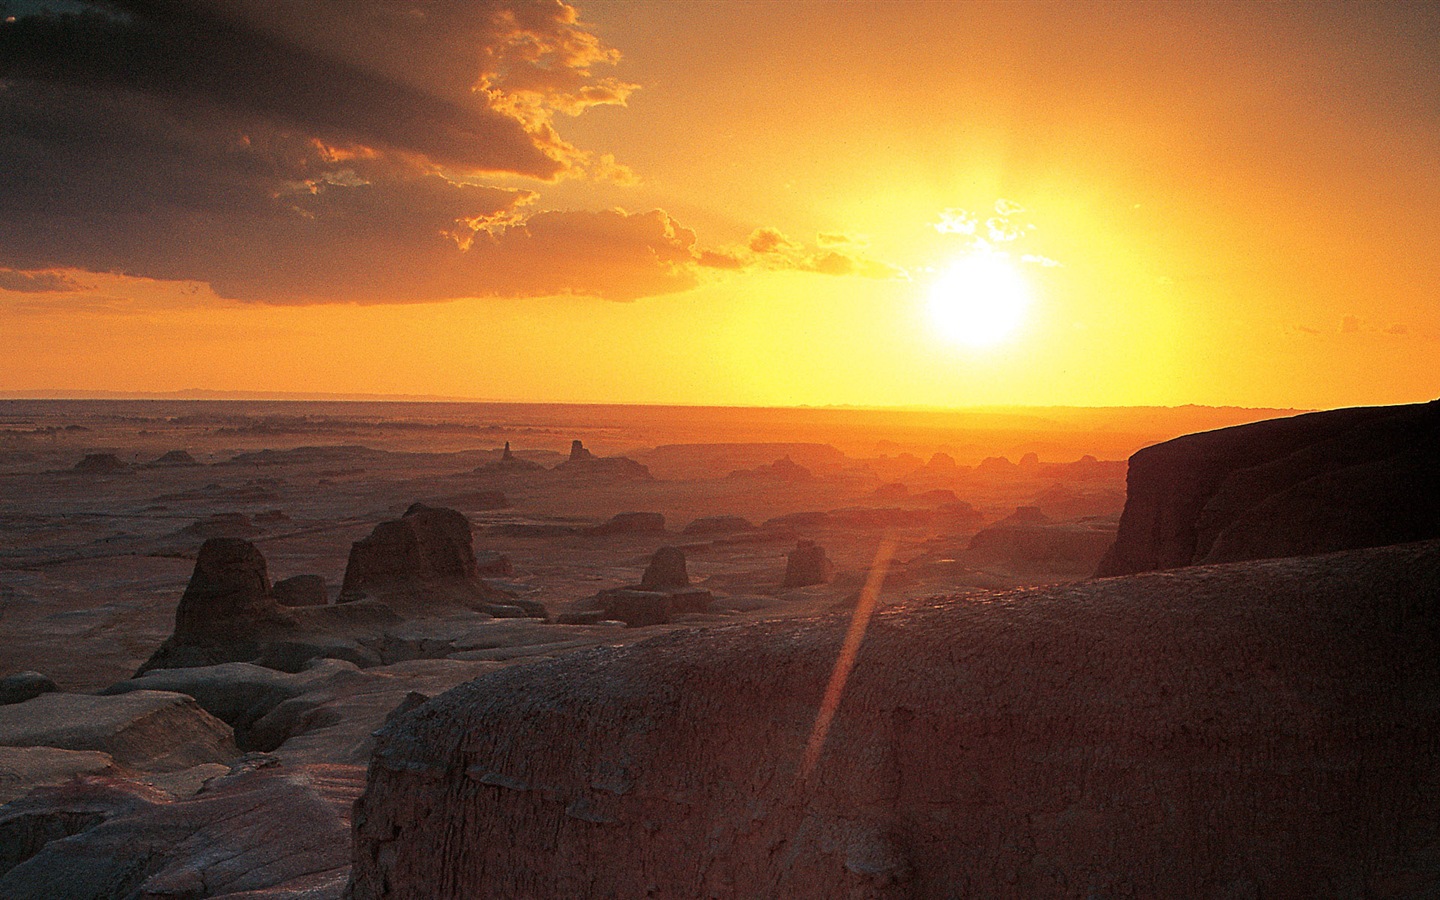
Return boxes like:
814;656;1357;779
350;539;1440;898
1097;399;1439;576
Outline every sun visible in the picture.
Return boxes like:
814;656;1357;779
926;253;1032;348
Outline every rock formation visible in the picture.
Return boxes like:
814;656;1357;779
167;539;296;647
783;539;833;588
550;441;653;480
1097;399;1440;576
727;455;814;481
478;442;544;473
71;452;125;473
0;758;360;898
964;516;1116;576
339;504;544;619
0;690;236;771
0;672;56;706
351;540;1440;899
147;449;200;467
639;546;690;591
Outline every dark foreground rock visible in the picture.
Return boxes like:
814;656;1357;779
0;758;361;898
0;690;236;771
1098;399;1440;575
351;540;1440;899
0;672;56;706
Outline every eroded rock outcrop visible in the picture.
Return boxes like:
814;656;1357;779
0;690;236;772
351;540;1440;899
639;546;689;591
274;573;330;607
551;441;653;480
1098;399;1440;576
0;758;360;898
338;504;542;618
71;452;126;473
783;539;833;588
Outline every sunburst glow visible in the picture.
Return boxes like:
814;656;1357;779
926;253;1032;348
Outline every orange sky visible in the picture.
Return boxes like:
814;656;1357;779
0;0;1436;409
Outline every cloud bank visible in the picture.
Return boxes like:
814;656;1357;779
0;1;704;302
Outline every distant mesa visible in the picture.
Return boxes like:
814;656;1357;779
1098;399;1440;576
996;505;1050;527
926;451;959;472
915;488;961;505
181;513;262;540
446;490;509;510
872;482;909;500
477;442;544;474
682;515;755;535
783;539;833;588
147;449;201;467
72;452;126;473
976;455;1017;473
550;440;653;480
727;455;813;481
589;511;666;536
764;511;829;530
1019;451;1041;469
272;574;329;608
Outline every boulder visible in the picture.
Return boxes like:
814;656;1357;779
593;590;673;628
639;546;690;591
0;690;236;772
0;672;56;706
351;540;1440;899
0;758;360;899
273;574;330;607
1097;400;1440;575
589;511;666;536
783;539;833;588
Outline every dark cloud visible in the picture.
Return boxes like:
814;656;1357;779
0;1;701;303
0;267;85;292
0;0;630;176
